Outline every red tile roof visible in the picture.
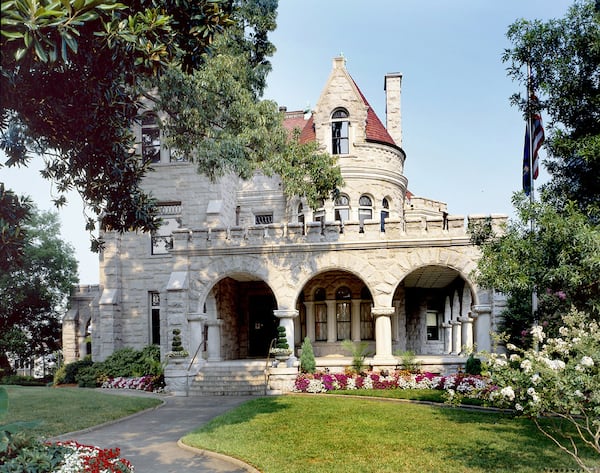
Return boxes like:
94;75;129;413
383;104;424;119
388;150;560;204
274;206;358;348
283;111;315;144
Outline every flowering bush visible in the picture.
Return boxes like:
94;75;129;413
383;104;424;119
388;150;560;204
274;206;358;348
486;309;600;472
293;370;492;402
101;375;164;392
52;441;134;473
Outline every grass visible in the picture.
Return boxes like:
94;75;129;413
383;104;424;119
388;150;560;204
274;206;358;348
2;385;162;438
182;395;599;473
330;388;485;405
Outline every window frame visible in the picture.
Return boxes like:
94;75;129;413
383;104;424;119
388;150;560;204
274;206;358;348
331;108;350;155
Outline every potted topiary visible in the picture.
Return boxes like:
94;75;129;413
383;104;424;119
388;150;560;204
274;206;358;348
270;326;292;361
167;328;188;358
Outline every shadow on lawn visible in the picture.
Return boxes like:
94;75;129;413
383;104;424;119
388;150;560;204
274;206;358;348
433;406;596;471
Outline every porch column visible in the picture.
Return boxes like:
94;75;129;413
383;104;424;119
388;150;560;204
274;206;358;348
442;296;452;354
459;287;474;353
303;301;316;341
394;299;407;352
372;307;396;365
460;314;474;353
274;309;299;359
351;300;362;342
472;304;492;352
187;313;207;368
206;319;223;362
451;292;462;355
325;300;336;343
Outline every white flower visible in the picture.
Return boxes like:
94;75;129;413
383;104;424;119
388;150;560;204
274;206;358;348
510;354;520;362
520;359;533;373
542;358;566;370
559;326;569;336
531;325;545;343
531;373;541;385
580;356;594;368
515;403;524;411
506;343;517;351
500;386;515;401
574;390;583;397
527;387;536;397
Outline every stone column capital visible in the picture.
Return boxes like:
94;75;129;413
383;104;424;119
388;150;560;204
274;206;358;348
472;304;492;315
371;306;395;317
273;309;299;319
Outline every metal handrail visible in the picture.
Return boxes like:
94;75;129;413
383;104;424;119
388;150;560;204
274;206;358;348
264;337;277;395
187;340;205;372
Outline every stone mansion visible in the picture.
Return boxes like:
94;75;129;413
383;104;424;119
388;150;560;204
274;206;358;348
64;57;507;392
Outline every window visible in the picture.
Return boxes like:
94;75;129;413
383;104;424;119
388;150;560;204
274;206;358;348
255;213;273;225
358;195;373;230
334;194;350;223
297;204;305;225
360;286;374;340
314;288;327;341
380;197;390;231
331;109;349;155
336;286;352;341
151;202;181;255
141;113;161;164
313;199;325;223
150;292;160;345
426;311;441;341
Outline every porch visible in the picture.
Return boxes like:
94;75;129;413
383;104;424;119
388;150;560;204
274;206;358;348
164;354;469;396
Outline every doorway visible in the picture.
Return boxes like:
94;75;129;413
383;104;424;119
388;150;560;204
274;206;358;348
248;295;278;357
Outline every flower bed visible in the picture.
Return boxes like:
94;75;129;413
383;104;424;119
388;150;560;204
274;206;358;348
100;375;164;392
293;370;494;401
52;441;134;473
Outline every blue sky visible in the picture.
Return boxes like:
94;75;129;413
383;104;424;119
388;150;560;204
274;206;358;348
1;0;573;284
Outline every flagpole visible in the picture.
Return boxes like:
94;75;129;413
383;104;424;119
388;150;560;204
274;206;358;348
527;62;539;351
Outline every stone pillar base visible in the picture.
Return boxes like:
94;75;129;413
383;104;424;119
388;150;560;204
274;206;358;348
164;358;190;397
267;366;299;394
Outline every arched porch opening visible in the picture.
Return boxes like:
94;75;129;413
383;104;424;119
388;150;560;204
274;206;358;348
295;270;373;357
205;275;278;360
393;265;474;356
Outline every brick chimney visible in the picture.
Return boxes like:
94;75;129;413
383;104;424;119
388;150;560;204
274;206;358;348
384;72;403;147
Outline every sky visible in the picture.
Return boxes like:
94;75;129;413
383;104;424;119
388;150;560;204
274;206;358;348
1;0;574;285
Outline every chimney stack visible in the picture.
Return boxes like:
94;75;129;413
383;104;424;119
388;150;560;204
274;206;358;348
384;72;403;147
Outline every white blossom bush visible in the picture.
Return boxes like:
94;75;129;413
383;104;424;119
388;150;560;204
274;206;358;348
487;309;600;472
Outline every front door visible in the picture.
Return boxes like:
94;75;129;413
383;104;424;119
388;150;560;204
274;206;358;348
248;295;278;357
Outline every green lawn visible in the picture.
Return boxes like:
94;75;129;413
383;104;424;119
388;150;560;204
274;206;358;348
2;385;162;437
182;395;599;473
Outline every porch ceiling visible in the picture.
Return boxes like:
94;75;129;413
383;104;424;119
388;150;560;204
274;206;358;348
402;266;460;288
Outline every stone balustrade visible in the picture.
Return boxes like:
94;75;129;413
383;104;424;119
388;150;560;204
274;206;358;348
171;214;508;251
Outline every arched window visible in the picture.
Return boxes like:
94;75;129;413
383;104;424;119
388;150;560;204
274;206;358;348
336;286;352;341
358;195;373;231
331;108;349;155
313;198;325;223
360;286;374;340
381;197;390;231
141;113;161;164
314;288;327;341
334;194;350;223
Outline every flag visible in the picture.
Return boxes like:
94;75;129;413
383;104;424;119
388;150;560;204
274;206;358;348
522;112;545;195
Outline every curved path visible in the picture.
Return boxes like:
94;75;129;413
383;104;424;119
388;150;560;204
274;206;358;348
53;391;256;473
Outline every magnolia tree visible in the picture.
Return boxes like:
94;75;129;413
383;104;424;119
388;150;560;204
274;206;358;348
487;309;600;471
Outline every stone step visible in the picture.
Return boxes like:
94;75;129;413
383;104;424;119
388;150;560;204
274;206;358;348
189;363;268;396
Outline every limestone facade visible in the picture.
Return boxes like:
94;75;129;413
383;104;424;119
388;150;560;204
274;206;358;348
64;57;507;376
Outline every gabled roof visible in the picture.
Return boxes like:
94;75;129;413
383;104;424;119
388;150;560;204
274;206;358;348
281;70;398;150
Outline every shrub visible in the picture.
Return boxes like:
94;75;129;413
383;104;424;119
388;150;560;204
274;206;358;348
299;337;316;374
276;326;289;350
465;354;482;375
342;340;371;374
54;357;93;385
0;375;46;386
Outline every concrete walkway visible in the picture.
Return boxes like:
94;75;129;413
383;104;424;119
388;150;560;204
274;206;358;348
53;391;256;473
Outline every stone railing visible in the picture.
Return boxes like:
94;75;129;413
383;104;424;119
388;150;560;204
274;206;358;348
171;214;507;251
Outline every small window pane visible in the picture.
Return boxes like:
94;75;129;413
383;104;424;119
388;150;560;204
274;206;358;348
359;195;372;206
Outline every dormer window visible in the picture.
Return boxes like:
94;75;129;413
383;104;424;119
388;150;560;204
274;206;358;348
331;108;349;155
141;113;161;164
